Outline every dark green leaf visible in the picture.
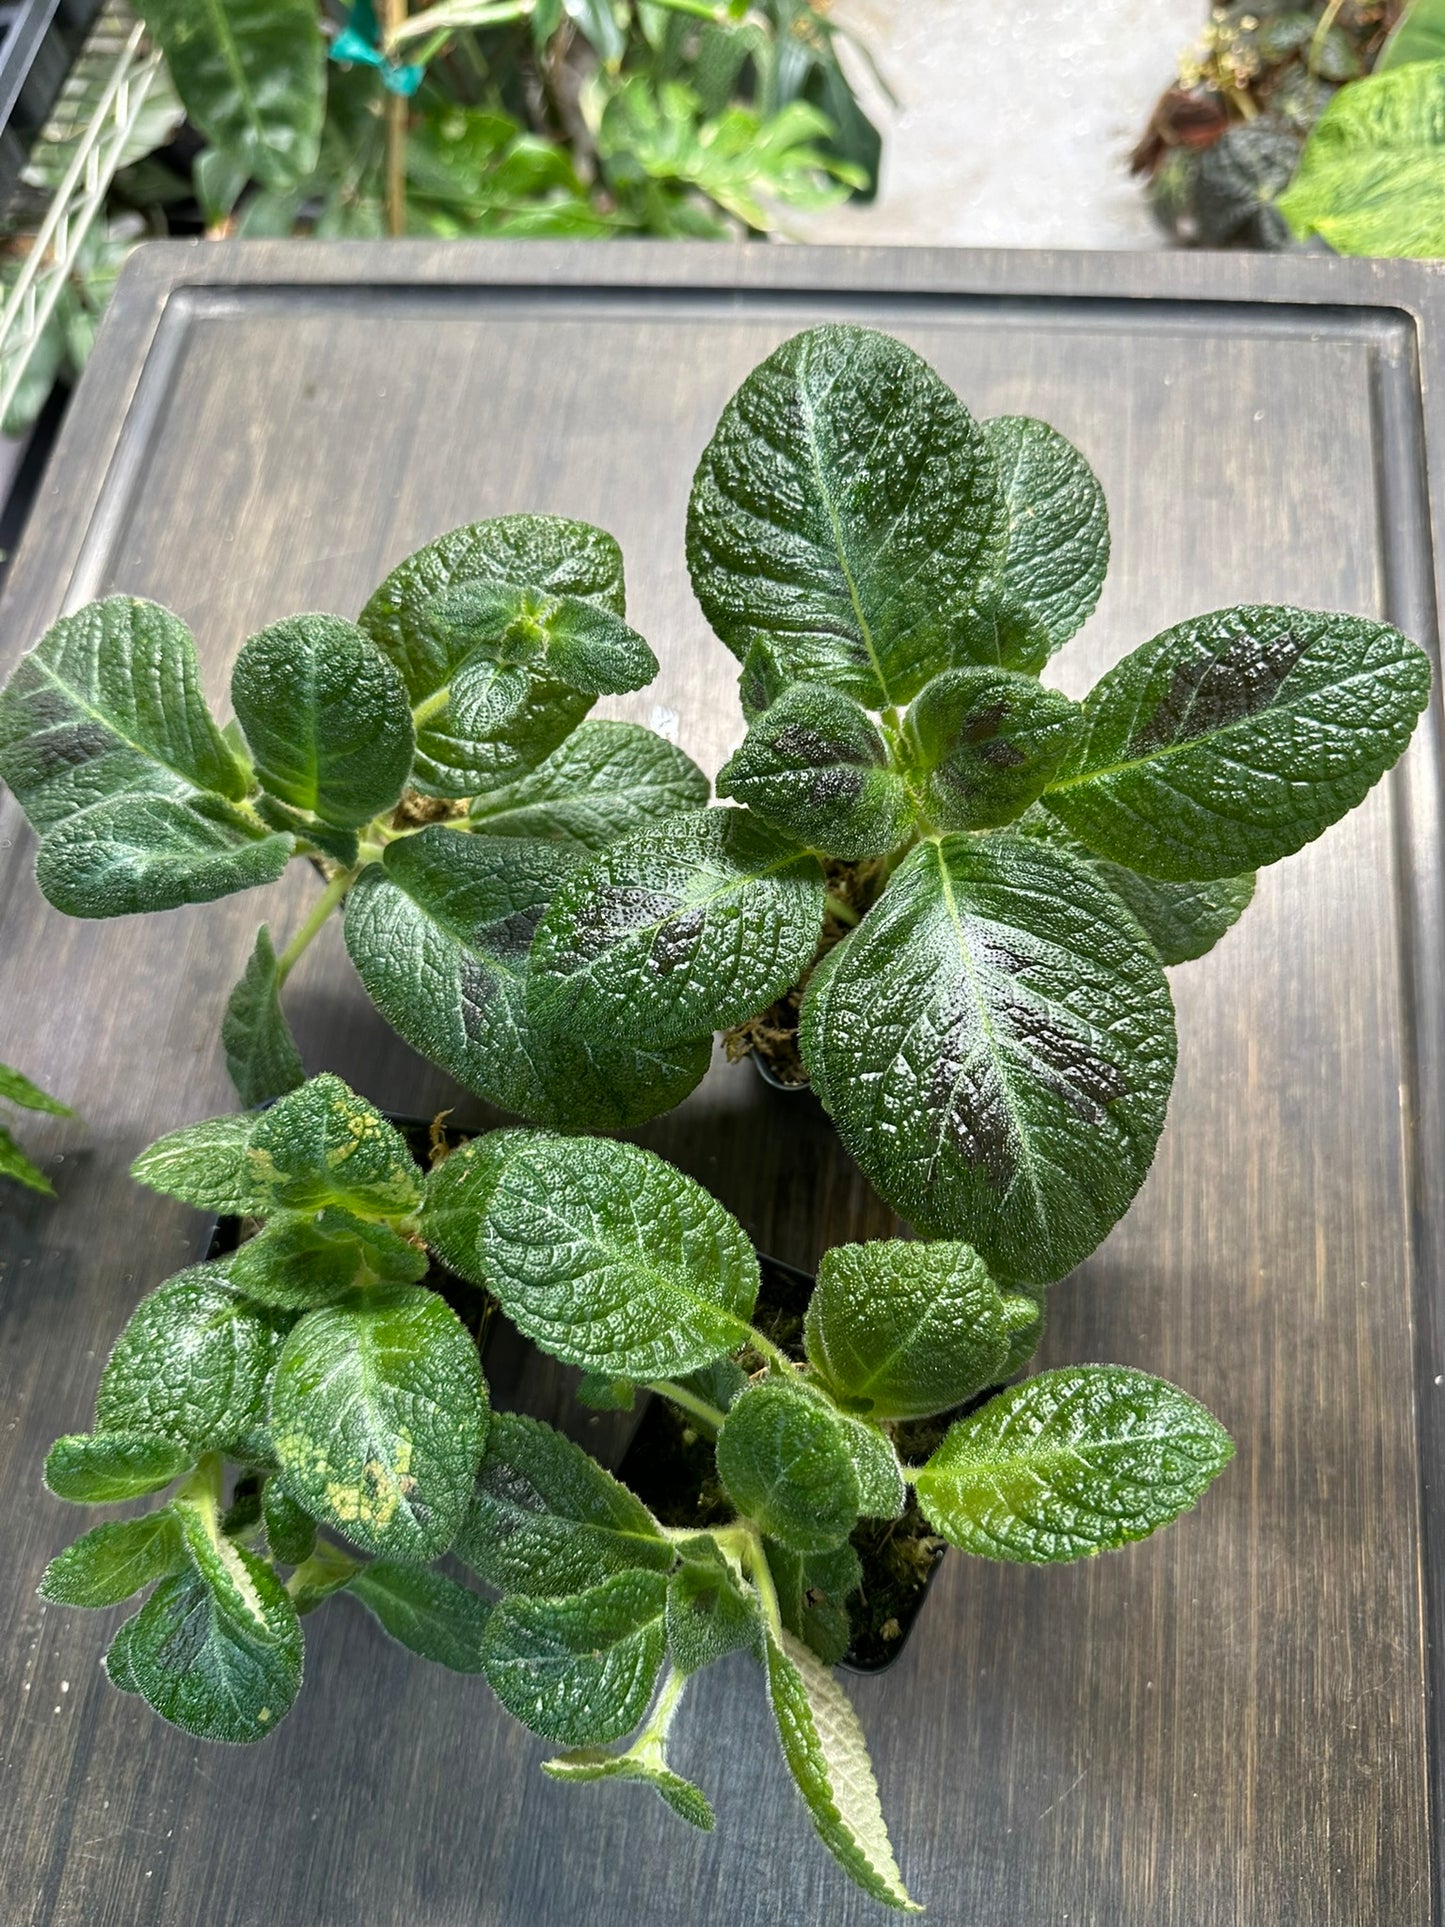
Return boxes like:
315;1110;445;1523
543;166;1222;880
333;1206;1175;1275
483;1570;668;1744
39;1512;185;1607
666;1540;759;1672
344;830;709;1130
716;684;914;861
103;1614;143;1694
229;1207;427;1309
804;1240;1042;1421
465;719;709;849
686;323;1004;707
903;668;1081;831
766;1539;862;1667
1044;606;1431;881
262;1482;316;1565
270;1285;488;1561
914;1366;1234;1562
528;807;826;1049
576;1372;637;1412
45;1432;194;1503
346;1561;491;1672
285;1536;360;1614
131;1112;265;1214
0;1061;71;1114
737;636;790;722
231;614;414;828
715;1376;859;1553
35;792;292;918
430;580;657;698
422;1130;760;1378
248;1074;422;1216
800;833;1176;1286
455;1410;670;1597
254;793;360;866
977;416;1109;661
221;924;305;1108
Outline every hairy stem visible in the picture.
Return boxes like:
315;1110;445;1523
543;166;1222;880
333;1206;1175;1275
647;1379;727;1434
824;891;860;928
276;869;356;985
383;0;409;236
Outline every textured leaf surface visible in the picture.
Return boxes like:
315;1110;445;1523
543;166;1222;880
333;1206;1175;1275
1277;59;1445;255
715;1377;859;1553
0;596;243;833
456;1411;670;1597
39;1513;185;1607
914;1366;1234;1562
686;323;1003;707
528;807;826;1049
422;1131;759;1378
248;1074;422;1216
270;1286;488;1560
765;1630;919;1912
665;1540;760;1672
977;416;1109;660
346;1561;491;1671
904;667;1081;831
466;719;710;849
542;1747;715;1830
801;833;1177;1284
1044;606;1431;881
805;1240;1042;1421
45;1433;194;1503
716;683;915;861
345;830;708;1130
483;1571;668;1744
229;1208;427;1309
221;924;304;1108
96;1262;289;1456
766;1541;862;1667
35;792;292;918
231;615;414;828
262;1483;316;1565
358;515;622;795
430;580;657;697
0;1061;71;1114
132;1113;266;1214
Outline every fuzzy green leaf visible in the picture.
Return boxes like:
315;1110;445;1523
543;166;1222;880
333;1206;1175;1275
528;807;826;1049
271;1285;488;1562
0;1061;71;1114
1043;606;1431;882
422;1130;760;1379
903;668;1082;831
45;1432;195;1503
220;925;305;1108
344;829;709;1130
465;719;710;849
285;1536;360;1614
262;1483;316;1565
764;1630;919;1912
230;1207;428;1309
542;1746;715;1830
833;1410;906;1520
38;1512;185;1607
483;1570;668;1745
804;1240;1042;1421
231;614;414;828
686;323;1004;708
715;1377;860;1553
96;1261;290;1457
35;792;292;918
430;580;658;697
247;1074;423;1217
913;1366;1234;1562
766;1541;862;1667
0;1125;54;1193
1277;58;1445;256
0;596;244;833
254;794;360;867
346;1560;491;1672
666;1540;760;1673
357;516;623;797
976;416;1109;663
131;1112;267;1214
716;684;915;861
455;1410;671;1597
800;833;1177;1286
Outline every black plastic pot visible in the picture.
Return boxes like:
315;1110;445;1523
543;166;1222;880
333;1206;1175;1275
0;0;103;203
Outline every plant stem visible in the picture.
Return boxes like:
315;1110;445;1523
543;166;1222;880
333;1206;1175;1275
1309;0;1347;78
824;891;860;928
646;1379;727;1434
383;0;409;237
411;685;452;729
745;1328;795;1376
741;1527;785;1643
277;869;356;985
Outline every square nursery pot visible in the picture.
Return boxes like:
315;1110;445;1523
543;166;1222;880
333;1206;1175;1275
2;242;1443;1927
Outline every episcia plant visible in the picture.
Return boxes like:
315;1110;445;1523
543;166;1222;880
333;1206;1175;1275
39;1073;1234;1912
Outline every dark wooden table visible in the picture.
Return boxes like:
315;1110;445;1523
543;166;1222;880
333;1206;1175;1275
1;242;1441;1927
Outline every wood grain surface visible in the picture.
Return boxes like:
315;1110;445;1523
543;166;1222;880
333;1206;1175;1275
0;243;1441;1927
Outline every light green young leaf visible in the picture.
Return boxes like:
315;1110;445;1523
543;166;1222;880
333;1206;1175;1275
422;1130;760;1378
543;1745;715;1831
903;667;1082;831
38;1512;185;1607
131;1112;266;1214
248;1074;423;1217
666;1539;760;1673
800;833;1177;1286
1043;606;1431;881
0;1123;54;1193
344;829;709;1130
804;1240;1042;1421
357;515;623;797
271;1285;487;1561
686;323;1004;708
483;1570;668;1745
229;1207;428;1309
766;1540;863;1668
465;719;710;849
976;415;1109;663
262;1482;316;1565
528;807;826;1049
231;614;415;829
455;1410;671;1597
1277;58;1445;256
285;1536;360;1615
345;1560;492;1672
35;792;292;918
833;1411;906;1521
0;596;245;833
913;1365;1234;1562
765;1630;919;1912
1376;0;1445;69
45;1432;195;1502
0;1062;71;1114
430;580;658;697
716;684;915;861
715;1377;860;1554
134;0;324;190
220;925;305;1108
96;1261;290;1457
